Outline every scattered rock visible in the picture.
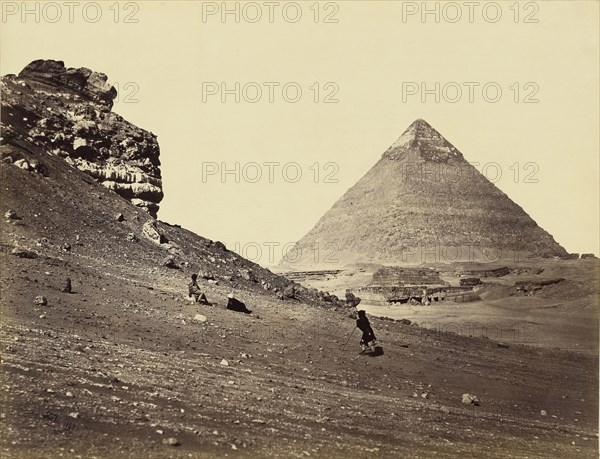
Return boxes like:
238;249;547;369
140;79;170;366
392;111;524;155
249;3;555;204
73;136;88;151
126;232;137;242
497;343;509;348
193;314;207;323
162;437;180;447
68;412;80;419
461;394;480;406
34;296;48;306
238;268;256;282
220;359;229;366
5;210;20;220
61;242;72;252
282;285;297;300
199;271;215;281
398;319;412;326
11;248;38;259
29;159;48;175
14;158;31;170
345;291;361;307
541;410;547;416
115;213;125;222
142;220;168;244
162;257;178;269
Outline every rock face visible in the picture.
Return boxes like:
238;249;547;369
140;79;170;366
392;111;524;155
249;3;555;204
0;59;163;217
281;119;568;268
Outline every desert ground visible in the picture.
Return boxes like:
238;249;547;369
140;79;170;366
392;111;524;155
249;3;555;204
1;248;598;457
290;259;600;356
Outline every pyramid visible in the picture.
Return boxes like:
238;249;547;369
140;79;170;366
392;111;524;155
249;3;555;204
281;119;568;268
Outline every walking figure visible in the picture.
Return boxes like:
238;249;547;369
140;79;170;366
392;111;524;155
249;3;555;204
356;310;377;353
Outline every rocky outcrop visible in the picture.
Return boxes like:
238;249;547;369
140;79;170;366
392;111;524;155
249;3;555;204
0;60;163;216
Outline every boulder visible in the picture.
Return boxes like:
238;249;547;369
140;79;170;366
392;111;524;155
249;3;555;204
11;248;38;259
34;296;48;306
461;394;480;406
226;295;252;314
14;159;31;170
345;291;361;307
162;438;180;447
282;285;296;299
162;257;178;269
238;268;256;282
5;210;20;220
199;271;215;281
19;59;117;107
142;221;168;244
213;241;226;251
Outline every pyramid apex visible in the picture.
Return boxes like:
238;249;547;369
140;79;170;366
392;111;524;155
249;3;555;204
410;118;430;126
383;119;462;162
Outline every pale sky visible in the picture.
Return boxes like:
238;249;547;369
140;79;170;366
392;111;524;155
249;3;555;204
2;0;598;266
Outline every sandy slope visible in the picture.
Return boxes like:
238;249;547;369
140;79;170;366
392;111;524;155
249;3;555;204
1;251;598;458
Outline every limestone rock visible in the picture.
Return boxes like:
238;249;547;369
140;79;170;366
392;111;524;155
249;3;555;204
461;394;480;406
11;248;38;259
238;268;256;282
34;296;48;306
1;60;163;217
142;221;168;244
162;437;180;447
5;210;19;220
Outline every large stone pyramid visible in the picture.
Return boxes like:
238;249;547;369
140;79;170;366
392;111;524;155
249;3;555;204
282;119;567;268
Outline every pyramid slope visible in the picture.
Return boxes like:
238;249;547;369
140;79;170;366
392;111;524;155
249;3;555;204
282;120;567;268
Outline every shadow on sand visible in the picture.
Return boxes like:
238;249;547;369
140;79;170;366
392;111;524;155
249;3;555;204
365;346;384;357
